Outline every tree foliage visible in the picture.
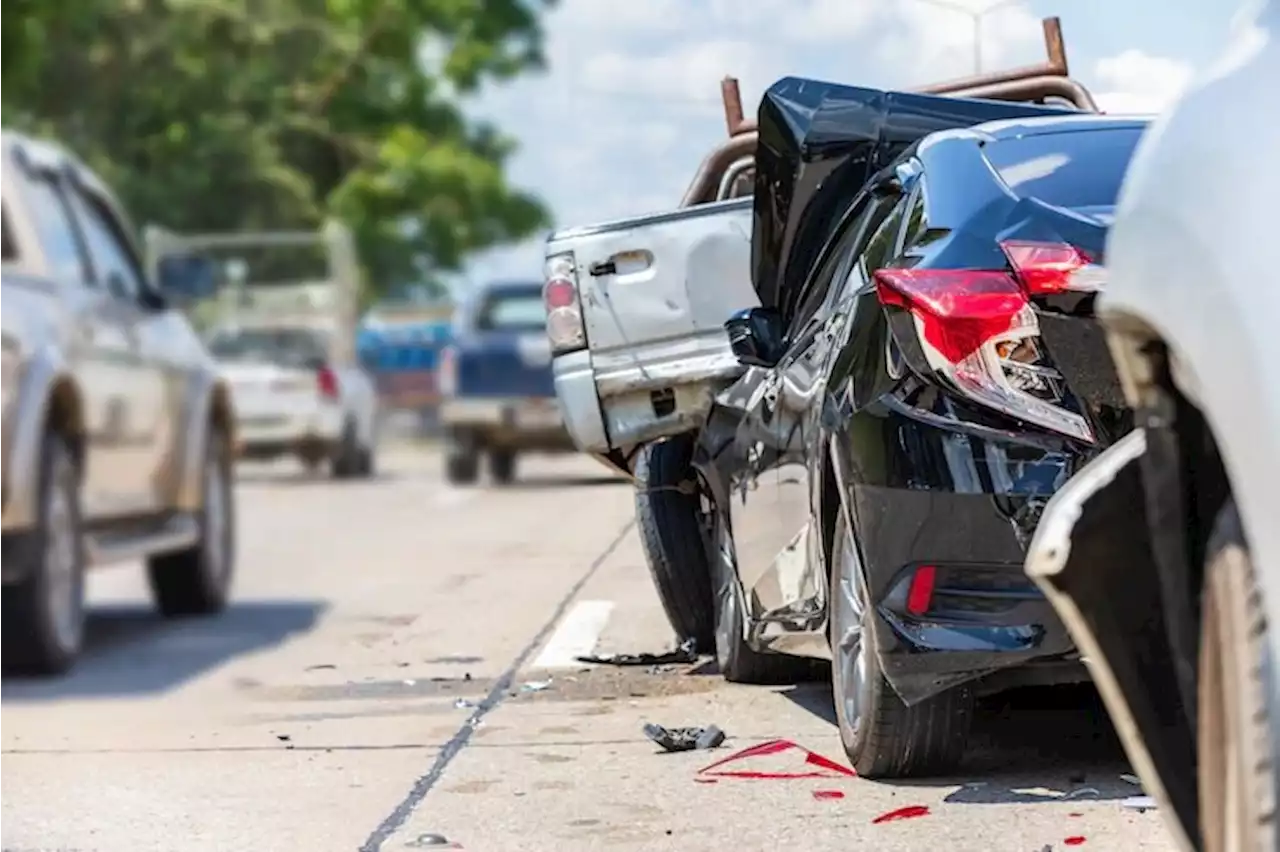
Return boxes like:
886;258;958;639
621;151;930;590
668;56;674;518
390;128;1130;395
1;0;553;295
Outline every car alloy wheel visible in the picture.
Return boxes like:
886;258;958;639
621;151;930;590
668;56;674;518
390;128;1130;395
831;521;868;740
44;452;85;655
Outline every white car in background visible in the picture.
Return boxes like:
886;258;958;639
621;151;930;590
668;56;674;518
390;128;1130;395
1025;2;1279;850
209;322;380;478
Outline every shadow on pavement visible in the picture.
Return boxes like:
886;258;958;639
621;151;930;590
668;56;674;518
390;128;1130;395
777;681;1135;800
233;466;404;486
2;599;326;701
496;475;630;490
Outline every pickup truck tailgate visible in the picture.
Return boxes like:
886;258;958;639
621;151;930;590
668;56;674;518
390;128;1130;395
548;198;757;453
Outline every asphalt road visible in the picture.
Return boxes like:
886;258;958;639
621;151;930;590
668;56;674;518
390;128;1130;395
2;448;1174;852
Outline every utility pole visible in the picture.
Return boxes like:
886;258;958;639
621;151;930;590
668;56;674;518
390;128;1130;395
913;0;1026;73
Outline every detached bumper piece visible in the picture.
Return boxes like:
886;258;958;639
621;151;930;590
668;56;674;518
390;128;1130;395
1025;428;1198;852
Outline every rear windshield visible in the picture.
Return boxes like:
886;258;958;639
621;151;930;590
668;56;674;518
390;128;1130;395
984;126;1145;210
476;291;546;333
208;327;330;367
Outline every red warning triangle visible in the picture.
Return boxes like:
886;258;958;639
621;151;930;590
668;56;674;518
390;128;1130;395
695;738;856;780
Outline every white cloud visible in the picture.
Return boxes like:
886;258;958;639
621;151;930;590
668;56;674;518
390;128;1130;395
1092;49;1194;114
459;2;1201;287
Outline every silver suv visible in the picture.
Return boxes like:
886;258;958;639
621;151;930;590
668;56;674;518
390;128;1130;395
1;131;237;675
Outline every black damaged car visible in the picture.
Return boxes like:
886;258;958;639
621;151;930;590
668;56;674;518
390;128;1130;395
692;76;1149;777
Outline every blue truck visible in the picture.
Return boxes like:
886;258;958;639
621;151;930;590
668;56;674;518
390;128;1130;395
438;280;575;484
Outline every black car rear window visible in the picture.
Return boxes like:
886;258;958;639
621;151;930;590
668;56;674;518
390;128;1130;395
983;126;1145;210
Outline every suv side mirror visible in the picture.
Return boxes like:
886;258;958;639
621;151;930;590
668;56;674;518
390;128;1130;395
725;307;784;368
157;254;220;305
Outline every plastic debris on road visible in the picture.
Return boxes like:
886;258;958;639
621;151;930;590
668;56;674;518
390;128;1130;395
694;738;855;780
1121;795;1157;812
521;679;552;692
871;805;931;824
577;638;698;667
644;723;726;753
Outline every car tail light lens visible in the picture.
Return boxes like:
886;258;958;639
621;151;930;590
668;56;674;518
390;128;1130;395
316;365;339;399
544;252;586;354
905;565;937;617
874;265;1094;443
438;345;457;397
1000;240;1108;294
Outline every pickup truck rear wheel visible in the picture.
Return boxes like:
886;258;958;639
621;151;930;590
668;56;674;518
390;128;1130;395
489;450;517;485
2;431;86;675
445;431;480;485
634;436;715;650
829;518;972;778
1198;499;1277;852
331;419;362;479
147;431;235;616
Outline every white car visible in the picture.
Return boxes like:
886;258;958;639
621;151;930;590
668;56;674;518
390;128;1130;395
1024;2;1279;850
209;322;380;477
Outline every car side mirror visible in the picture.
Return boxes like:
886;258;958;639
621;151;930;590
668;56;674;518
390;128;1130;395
157;254;220;305
725;307;784;368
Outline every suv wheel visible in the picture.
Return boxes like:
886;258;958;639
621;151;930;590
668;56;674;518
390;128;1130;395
488;449;517;485
445;430;480;485
2;432;86;675
1198;499;1277;852
148;431;235;616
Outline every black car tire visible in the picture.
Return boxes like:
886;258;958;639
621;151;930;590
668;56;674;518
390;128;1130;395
633;436;715;650
1197;499;1277;852
489;449;517;485
2;431;87;675
829;518;973;778
356;444;376;478
710;501;812;685
148;430;235;617
445;429;480;485
331;418;362;479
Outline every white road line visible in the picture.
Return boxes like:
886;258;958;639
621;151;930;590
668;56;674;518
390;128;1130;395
532;600;615;669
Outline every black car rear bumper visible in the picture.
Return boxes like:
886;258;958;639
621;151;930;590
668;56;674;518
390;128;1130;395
838;407;1092;705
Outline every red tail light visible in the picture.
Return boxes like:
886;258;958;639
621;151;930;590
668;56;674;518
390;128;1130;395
544;253;586;353
874;262;1094;443
316;365;339;399
1000;240;1108;295
905;565;937;617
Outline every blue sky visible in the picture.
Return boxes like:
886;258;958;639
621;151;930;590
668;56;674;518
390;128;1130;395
459;0;1241;288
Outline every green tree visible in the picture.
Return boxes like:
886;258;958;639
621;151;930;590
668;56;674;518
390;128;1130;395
1;0;552;295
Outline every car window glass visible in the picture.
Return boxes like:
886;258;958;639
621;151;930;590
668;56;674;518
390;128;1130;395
208;327;330;367
65;185;146;302
477;292;546;332
983;127;1145;210
2;204;18;262
22;175;87;284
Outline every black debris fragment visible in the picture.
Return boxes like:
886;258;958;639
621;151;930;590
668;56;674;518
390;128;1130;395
577;638;698;667
644;723;726;753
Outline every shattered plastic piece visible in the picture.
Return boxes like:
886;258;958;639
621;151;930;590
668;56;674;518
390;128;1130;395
813;790;846;800
403;679;417;686
577;638;698;667
275;734;291;743
1065;787;1101;800
406;833;463;848
696;738;855;780
305;663;337;671
1120;773;1141;786
644;723;726;753
872;805;930;824
1121;795;1157;812
521;679;553;692
1064;837;1087;846
454;698;474;709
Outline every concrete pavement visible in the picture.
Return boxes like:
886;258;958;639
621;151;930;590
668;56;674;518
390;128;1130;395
2;449;1174;852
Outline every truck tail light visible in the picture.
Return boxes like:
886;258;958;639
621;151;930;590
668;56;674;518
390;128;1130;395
437;345;457;397
316;365;340;399
874;262;1094;443
544;252;586;354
